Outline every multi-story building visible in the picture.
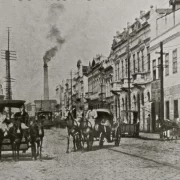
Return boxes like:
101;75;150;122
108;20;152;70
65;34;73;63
85;54;109;109
102;58;114;112
72;60;88;111
150;1;180;131
111;7;153;132
55;80;65;114
64;79;71;109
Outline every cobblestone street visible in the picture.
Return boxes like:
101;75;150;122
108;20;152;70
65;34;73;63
0;128;180;180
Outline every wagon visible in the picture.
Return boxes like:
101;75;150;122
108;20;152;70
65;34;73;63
120;110;140;137
81;109;121;150
36;111;53;129
157;119;180;139
0;100;29;151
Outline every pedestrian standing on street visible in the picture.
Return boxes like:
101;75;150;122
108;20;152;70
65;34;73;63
85;105;97;128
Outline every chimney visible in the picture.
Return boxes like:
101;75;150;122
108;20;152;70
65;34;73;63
44;62;49;100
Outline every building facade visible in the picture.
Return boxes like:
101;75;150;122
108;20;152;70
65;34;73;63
72;60;88;112
85;55;107;109
150;1;180;131
111;7;153;132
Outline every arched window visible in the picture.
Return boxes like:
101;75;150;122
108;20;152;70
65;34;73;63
133;95;136;110
125;96;128;110
122;98;125;110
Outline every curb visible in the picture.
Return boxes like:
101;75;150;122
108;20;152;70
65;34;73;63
138;136;160;141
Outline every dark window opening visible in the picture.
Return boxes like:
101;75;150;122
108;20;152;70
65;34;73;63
174;100;178;119
166;101;169;119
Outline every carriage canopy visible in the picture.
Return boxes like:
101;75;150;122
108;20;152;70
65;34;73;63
0;100;26;109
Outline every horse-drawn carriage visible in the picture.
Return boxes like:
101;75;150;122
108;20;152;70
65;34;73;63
95;109;121;148
35;111;53;129
65;108;121;153
0;100;29;159
0;100;44;160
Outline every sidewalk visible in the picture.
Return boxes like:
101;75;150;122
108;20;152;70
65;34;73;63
139;132;160;140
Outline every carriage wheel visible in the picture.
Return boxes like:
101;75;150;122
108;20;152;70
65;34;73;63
99;132;104;149
115;127;121;146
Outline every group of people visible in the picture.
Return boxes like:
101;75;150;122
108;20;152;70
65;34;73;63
0;106;29;136
63;105;98;128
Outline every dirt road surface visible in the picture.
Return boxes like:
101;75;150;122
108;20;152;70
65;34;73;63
1;128;180;180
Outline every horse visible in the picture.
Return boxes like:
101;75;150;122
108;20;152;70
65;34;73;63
80;119;94;151
29;118;44;160
8;118;23;161
64;110;82;153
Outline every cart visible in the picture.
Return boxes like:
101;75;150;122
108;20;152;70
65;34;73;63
120;110;140;137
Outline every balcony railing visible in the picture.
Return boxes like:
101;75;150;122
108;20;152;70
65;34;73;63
132;71;152;85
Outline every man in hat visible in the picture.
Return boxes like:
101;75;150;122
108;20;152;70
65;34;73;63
85;105;97;129
75;106;84;126
19;106;29;129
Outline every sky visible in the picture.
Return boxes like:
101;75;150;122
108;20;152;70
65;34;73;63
0;0;170;103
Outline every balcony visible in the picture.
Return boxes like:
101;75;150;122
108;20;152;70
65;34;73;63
121;78;133;92
75;92;83;102
110;80;122;95
132;71;152;88
111;81;121;91
84;92;93;101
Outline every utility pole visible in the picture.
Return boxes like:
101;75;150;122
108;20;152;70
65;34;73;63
70;70;73;110
127;23;131;124
7;28;11;119
1;28;16;119
160;41;164;138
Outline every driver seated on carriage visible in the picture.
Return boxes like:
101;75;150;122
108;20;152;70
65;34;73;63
14;106;29;130
75;106;84;127
62;106;69;120
85;105;97;129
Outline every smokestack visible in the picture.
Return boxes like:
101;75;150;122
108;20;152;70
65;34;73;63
44;61;49;100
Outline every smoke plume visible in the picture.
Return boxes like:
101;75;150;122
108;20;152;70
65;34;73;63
43;3;65;64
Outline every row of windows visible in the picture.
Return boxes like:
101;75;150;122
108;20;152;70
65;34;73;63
115;47;150;81
166;99;178;119
117;92;150;109
153;49;178;80
165;49;178;76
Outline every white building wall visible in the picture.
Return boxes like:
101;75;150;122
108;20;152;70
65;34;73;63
150;7;180;122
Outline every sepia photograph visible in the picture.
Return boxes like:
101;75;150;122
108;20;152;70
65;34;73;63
0;0;180;179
